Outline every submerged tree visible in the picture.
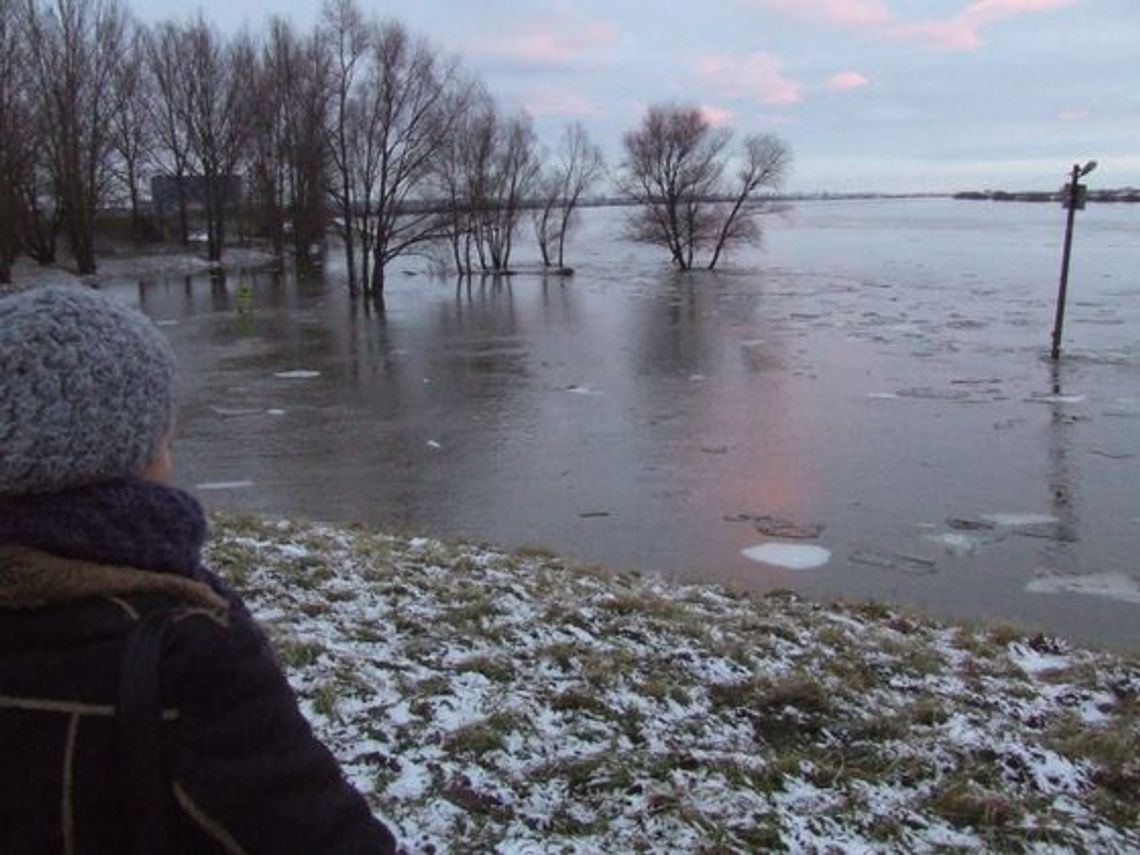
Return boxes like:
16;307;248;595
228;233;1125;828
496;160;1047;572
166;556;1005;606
620;104;789;270
533;121;604;271
322;0;467;298
181;17;252;263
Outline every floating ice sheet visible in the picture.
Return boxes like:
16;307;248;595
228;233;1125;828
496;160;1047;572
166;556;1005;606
982;512;1060;527
742;542;831;570
1028;394;1086;404
275;369;321;379
1026;572;1140;605
925;532;978;556
196;480;254;491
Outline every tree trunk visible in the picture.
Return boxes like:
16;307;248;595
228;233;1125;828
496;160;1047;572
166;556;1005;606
370;253;385;295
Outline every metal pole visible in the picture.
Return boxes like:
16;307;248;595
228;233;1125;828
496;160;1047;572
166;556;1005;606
1051;164;1081;360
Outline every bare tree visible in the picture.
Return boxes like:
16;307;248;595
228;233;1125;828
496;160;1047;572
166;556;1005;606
621;104;788;270
433;84;491;276
23;0;127;274
474;110;538;272
0;0;26;280
145;20;194;243
321;0;368;292
108;18;152;242
706;133;790;269
181;17;252;263
536;121;603;271
257;17;329;263
363;21;462;296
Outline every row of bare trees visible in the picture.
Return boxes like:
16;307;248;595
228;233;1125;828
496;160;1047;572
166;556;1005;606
0;1;790;290
0;0;605;294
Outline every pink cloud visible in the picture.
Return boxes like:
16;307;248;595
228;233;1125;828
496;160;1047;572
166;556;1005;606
754;0;1076;51
889;0;1076;50
827;70;870;91
699;104;735;128
695;52;802;106
488;21;617;65
753;0;891;27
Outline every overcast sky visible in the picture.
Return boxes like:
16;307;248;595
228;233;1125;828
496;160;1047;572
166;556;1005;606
130;0;1139;194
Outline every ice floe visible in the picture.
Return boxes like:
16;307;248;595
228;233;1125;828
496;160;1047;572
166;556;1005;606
566;384;602;396
1027;393;1086;404
925;532;978;557
275;369;321;379
209;406;264;417
981;512;1059;527
196;480;254;491
1026;572;1140;605
742;543;831;570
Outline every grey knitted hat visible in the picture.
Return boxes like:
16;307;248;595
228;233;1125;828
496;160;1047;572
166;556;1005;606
0;285;177;496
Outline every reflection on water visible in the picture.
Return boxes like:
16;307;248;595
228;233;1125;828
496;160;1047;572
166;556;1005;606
107;200;1140;650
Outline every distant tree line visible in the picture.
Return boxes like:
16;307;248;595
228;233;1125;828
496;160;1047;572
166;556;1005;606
0;0;790;292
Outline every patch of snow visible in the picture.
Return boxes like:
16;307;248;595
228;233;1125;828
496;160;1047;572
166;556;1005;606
266;409;286;416
426;440;442;450
866;392;899;399
741;542;831;570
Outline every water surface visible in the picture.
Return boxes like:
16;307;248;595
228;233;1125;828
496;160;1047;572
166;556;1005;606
109;199;1140;650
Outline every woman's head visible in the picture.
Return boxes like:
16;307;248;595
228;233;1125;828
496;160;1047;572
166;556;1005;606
0;285;177;496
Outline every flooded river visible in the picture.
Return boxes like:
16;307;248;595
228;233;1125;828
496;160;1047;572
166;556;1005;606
107;199;1140;650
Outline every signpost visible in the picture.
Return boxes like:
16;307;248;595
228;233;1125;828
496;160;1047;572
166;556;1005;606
1051;160;1097;360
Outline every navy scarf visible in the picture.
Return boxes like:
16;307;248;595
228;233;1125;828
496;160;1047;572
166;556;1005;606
0;479;207;580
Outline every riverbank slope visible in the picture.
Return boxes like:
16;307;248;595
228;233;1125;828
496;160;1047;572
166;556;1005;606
210;513;1138;852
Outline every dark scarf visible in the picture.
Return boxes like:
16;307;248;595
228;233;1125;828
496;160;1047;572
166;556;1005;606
0;479;207;580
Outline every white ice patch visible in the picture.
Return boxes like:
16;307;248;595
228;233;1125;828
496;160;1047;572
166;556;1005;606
196;480;254;491
1029;394;1086;404
742;542;831;570
926;532;978;556
427;440;442;450
266;409;286;416
154;319;180;327
567;384;602;396
982;512;1059;527
1026;572;1140;605
209;406;263;417
275;369;321;379
867;392;899;399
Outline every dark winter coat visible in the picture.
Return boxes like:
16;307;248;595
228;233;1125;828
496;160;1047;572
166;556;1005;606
0;479;397;854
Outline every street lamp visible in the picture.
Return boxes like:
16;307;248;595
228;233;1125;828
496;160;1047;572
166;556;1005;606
1050;160;1097;360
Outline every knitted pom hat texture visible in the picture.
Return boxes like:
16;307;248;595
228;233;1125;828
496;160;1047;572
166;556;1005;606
0;285;176;496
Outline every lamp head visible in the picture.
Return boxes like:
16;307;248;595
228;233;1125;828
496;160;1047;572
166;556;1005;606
1079;160;1098;176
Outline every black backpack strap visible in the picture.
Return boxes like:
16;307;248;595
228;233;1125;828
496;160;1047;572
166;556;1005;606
117;606;178;855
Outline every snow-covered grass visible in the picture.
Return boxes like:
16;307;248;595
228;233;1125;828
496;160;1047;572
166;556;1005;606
208;514;1140;853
